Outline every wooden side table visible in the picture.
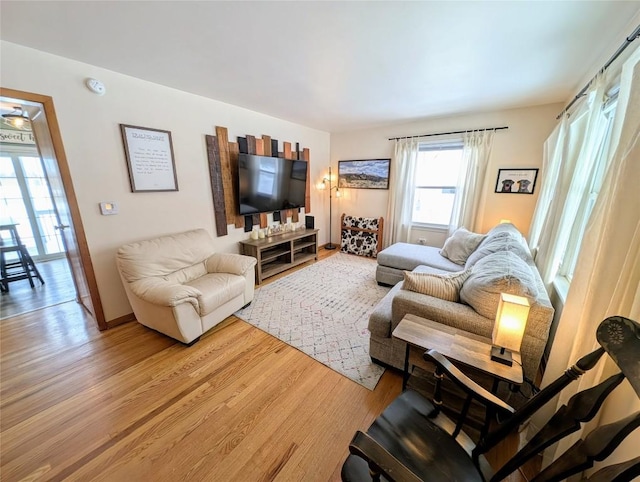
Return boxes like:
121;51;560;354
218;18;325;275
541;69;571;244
393;314;523;438
392;314;523;393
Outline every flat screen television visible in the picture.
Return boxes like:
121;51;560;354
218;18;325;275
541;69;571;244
238;153;307;215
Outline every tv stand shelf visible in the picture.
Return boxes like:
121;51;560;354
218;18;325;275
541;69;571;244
239;229;319;284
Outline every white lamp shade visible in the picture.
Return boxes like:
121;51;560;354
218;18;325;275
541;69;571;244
492;293;530;352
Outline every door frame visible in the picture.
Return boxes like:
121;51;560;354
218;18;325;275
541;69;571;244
1;88;106;330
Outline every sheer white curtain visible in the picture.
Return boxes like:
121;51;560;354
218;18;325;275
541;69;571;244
384;138;419;247
534;45;640;468
530;75;610;287
448;130;494;234
527;118;567;256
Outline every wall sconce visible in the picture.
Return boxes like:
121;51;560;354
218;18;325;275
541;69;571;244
491;293;530;366
2;106;31;131
318;166;340;250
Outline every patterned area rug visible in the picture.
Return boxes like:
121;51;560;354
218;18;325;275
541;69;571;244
235;252;390;390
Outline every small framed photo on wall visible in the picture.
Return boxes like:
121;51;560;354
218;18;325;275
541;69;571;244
495;168;538;194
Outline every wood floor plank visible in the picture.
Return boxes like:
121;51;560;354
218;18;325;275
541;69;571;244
2;327;281;480
65;336;303;481
1;322;258;460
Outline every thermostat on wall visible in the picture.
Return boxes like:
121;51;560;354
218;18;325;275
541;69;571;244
99;202;118;215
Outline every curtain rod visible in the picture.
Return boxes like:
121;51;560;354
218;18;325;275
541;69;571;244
388;126;508;141
556;24;640;120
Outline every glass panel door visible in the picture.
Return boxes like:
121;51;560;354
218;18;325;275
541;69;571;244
0;150;65;260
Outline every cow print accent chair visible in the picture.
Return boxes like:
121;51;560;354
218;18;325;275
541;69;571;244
340;214;384;258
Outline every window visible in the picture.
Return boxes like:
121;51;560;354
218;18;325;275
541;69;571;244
0;148;65;260
556;97;618;282
411;143;464;226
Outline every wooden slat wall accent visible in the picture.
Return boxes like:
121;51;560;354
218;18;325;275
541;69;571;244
215;127;235;228
229;142;243;228
237;137;248;154
246;135;257;155
262;135;272;156
205;135;228;236
243;215;253;232
207;126;310;235
303;148;311;214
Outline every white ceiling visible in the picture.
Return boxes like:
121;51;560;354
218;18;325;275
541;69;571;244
1;1;639;132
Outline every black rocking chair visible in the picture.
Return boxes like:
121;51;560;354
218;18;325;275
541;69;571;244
342;316;640;482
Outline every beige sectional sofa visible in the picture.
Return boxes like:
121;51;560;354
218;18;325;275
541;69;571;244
369;223;554;382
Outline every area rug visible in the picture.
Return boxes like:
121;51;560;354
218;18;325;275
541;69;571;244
235;252;390;390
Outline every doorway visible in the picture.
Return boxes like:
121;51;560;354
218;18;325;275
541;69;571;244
0;89;105;329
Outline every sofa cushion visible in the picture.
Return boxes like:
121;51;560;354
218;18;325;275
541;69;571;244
369;282;404;338
378;242;463;273
465;231;532;268
117;229;215;282
402;269;471;302
163;263;207;285
185;272;245;316
460;251;539;319
440;228;486;265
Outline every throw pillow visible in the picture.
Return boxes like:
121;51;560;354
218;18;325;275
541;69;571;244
440;228;486;265
402;269;471;302
460;251;538;319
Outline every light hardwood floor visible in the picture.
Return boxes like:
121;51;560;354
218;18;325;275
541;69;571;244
0;249;527;481
0;257;76;319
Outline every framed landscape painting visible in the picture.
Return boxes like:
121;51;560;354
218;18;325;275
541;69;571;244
495;168;538;194
338;159;390;189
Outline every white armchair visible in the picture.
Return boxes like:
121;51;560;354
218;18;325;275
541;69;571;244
116;229;257;344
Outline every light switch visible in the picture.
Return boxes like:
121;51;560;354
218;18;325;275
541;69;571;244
99;202;118;215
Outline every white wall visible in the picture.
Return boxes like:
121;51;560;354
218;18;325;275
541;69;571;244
0;41;330;321
330;103;562;247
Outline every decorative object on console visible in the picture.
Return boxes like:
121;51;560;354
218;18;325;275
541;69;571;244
495;168;539;194
338;159;390;189
305;215;315;229
318;166;341;249
491;293;530;366
340;214;384;258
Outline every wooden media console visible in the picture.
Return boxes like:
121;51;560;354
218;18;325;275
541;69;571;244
239;229;318;284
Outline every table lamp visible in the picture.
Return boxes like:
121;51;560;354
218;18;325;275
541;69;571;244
491;293;530;366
